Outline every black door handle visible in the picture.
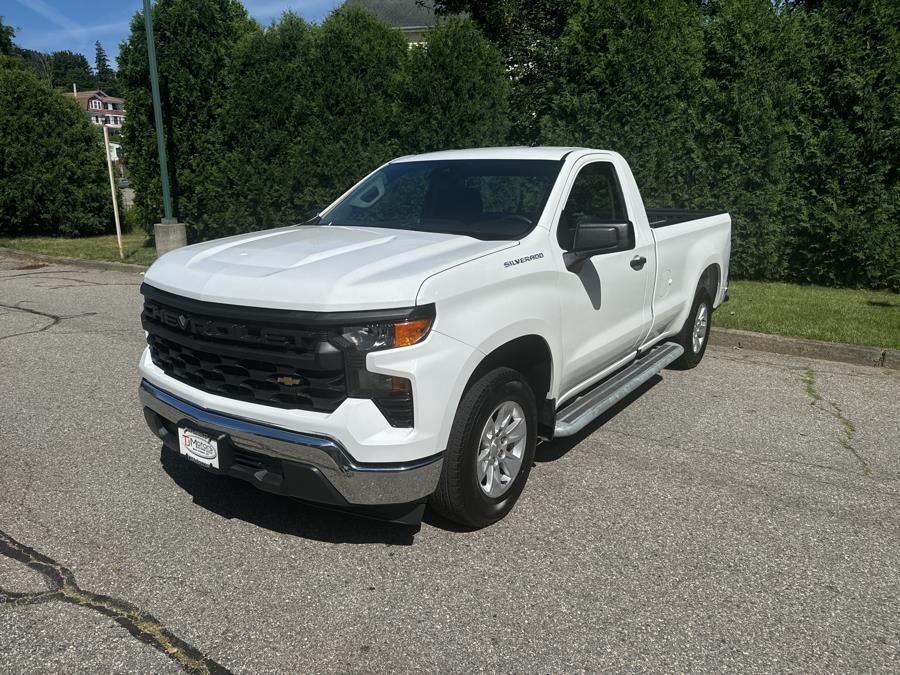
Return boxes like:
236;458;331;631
630;255;647;270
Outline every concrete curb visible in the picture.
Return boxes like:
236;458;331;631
2;245;896;370
710;327;899;370
0;246;149;274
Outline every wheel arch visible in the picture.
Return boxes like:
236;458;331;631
697;262;721;305
464;334;555;437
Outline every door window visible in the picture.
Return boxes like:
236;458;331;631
558;162;627;249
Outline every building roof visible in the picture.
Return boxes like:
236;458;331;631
344;0;436;29
71;90;125;106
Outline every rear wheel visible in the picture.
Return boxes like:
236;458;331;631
671;288;712;370
430;367;537;528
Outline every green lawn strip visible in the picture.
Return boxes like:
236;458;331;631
714;280;900;350
0;233;157;266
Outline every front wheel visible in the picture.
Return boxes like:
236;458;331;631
670;288;712;370
430;367;537;528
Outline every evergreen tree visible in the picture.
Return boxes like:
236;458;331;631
0;60;112;236
697;0;810;280
791;0;899;289
402;17;510;153
298;6;408;214
541;0;707;206
94;41;118;95
0;16;15;57
432;0;572;144
17;48;53;86
118;0;257;236
192;12;318;238
50;50;94;91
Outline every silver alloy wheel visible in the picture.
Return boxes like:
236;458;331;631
476;401;527;498
692;302;709;353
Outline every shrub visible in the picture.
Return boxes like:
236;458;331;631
0;62;112;236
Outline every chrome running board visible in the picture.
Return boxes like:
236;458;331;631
553;342;684;437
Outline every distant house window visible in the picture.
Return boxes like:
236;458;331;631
89;99;101;110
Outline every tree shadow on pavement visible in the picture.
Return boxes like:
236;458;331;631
159;448;418;546
535;375;662;463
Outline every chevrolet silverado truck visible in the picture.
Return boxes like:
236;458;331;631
138;147;730;527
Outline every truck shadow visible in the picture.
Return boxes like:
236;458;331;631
159;448;418;545
535;375;662;462
158;376;662;540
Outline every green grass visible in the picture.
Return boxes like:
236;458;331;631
714;280;900;350
0;232;157;266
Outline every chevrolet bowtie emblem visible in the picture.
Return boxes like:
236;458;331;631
276;376;302;386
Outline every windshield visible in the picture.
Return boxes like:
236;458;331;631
322;159;562;240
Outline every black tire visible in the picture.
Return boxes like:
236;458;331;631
430;367;537;528
670;288;712;370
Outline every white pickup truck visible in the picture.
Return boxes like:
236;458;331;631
139;147;730;527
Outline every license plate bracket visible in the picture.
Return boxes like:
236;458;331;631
177;425;226;469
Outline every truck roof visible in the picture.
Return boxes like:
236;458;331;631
391;146;597;163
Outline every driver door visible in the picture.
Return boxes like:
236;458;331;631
555;160;654;398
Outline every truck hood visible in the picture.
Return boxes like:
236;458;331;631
143;225;517;311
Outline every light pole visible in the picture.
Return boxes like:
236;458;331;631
143;0;186;254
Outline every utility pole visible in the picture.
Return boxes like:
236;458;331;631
143;0;186;255
102;124;124;259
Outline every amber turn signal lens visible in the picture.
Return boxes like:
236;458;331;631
393;317;433;347
390;376;411;394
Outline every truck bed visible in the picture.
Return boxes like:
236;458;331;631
646;208;727;229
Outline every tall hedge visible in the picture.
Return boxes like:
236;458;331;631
190;13;318;239
120;5;512;240
0;62;111;236
403;17;510;152
697;0;809;280
118;0;257;239
541;0;707;206
791;0;900;290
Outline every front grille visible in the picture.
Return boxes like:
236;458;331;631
141;286;347;412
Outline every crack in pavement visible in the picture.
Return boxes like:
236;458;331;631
0;269;140;287
0;530;232;674
0;302;97;343
802;368;869;474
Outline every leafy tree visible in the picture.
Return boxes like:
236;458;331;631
402;17;510;152
0;61;112;236
18;48;53;85
541;0;707;206
0;16;15;56
50;50;94;91
94;41;118;95
118;0;257;236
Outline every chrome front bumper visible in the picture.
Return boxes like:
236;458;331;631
139;381;443;507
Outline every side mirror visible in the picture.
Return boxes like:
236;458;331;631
564;220;634;271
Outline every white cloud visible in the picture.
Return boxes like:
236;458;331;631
13;0;80;32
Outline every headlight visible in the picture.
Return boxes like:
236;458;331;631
339;314;434;352
331;304;435;428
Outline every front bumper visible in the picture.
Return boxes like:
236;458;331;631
139;380;443;508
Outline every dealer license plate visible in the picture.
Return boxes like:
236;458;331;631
178;427;219;469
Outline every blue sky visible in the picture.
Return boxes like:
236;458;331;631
3;0;344;65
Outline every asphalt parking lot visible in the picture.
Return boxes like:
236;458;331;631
1;252;898;673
